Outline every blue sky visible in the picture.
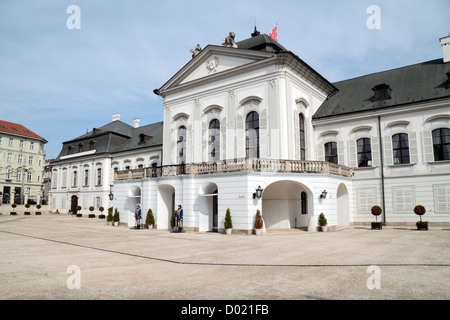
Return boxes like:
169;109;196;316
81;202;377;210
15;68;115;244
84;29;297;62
0;0;449;159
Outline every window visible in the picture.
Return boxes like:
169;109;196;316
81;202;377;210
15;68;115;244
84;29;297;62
62;170;67;188
177;126;186;164
97;168;102;186
18;154;23;164
209;119;220;161
357;138;372;167
16;171;21;182
89;141;96;150
9;138;13;147
68;146;74;155
6;169;11;180
28;156;33;165
30;141;34;150
372;84;392;101
392;133;410;164
27;172;32;181
7;153;12;163
73;171;77;187
393;186;414;213
357;189;376;213
78;143;84;153
432;128;450;161
434;185;450;212
84;170;89;186
324;142;338;164
246;111;260;158
19;140;24;148
299;113;306;160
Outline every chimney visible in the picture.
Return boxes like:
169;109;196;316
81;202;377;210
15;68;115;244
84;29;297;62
440;35;450;63
112;113;120;121
133;118;140;128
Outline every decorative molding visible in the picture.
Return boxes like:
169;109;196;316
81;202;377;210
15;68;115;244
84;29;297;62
206;56;219;73
426;114;450;122
386;120;410;127
268;79;277;88
239;96;263;106
295;97;309;107
320;130;339;137
172;112;190;122
351;125;373;133
203;104;223;114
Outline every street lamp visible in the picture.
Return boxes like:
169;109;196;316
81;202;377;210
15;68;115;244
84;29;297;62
253;186;264;199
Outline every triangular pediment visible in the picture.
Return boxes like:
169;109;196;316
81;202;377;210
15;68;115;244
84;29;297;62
157;45;275;95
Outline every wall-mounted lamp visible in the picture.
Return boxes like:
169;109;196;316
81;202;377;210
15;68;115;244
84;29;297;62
253;186;264;199
320;190;328;199
109;193;114;201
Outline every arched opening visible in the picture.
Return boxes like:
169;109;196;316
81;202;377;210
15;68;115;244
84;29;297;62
158;184;175;230
337;183;349;226
197;182;218;232
262;180;313;229
125;186;141;225
71;195;78;214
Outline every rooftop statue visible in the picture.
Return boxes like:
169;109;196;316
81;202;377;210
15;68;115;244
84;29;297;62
190;44;202;58
222;32;238;48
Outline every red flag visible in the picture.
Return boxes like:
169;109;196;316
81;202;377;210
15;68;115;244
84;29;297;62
269;26;277;41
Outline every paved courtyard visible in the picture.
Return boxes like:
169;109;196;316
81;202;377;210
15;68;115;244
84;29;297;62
1;212;449;302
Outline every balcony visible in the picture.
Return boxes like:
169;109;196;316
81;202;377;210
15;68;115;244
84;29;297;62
114;158;352;181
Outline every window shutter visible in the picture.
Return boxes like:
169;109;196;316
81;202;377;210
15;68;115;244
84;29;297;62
371;138;380;167
202;122;207;161
409;132;418;163
384;135;393;165
338;141;345;165
221;117;226;160
348;140;357;167
260;109;268;158
236;115;244;158
317;143;324;161
294;112;300;159
422;130;434;162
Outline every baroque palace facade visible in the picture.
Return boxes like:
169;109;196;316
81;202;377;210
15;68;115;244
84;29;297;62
51;31;450;232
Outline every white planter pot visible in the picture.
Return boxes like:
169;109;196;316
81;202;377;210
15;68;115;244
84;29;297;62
321;225;328;232
255;229;262;236
114;222;119;227
225;228;232;235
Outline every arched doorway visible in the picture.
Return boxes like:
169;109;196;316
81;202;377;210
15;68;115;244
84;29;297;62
337;183;349;226
158;184;175;230
71;195;78;214
126;186;141;225
197;182;218;232
262;180;313;229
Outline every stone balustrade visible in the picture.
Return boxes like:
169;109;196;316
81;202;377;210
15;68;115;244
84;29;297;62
114;158;352;181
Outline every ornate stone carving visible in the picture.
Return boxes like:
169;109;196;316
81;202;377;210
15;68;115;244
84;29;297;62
222;32;238;48
190;44;202;58
206;56;219;73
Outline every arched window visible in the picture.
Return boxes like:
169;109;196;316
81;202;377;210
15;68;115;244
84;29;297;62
432;128;450;161
299;113;306;160
357;138;372;167
392;133;410;164
246;111;260;158
209;119;220;161
177;126;186;164
324;142;338;164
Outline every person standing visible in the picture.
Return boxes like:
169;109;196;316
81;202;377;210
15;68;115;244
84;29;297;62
177;204;183;232
135;204;142;229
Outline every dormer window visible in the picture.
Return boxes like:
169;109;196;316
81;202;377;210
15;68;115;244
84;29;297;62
372;84;392;101
89;140;97;150
68;146;74;155
78;143;84;152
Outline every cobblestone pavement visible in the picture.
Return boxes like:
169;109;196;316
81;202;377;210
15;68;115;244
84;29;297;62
1;213;449;303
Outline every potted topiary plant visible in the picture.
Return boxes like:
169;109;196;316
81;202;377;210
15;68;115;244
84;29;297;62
76;205;82;217
414;205;428;230
371;205;382;230
98;206;105;219
145;208;155;229
36;204;42;215
88;206;95;218
113;208;120;226
254;210;263;235
10;203;17;215
224;208;233;235
170;211;177;232
24;203;31;215
319;213;328;232
106;207;113;225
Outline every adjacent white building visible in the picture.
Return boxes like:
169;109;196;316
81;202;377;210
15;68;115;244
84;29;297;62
112;32;450;232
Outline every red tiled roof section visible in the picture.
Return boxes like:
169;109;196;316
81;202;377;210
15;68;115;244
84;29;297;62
0;120;47;142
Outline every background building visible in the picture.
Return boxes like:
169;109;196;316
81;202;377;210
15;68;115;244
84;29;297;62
0;120;47;204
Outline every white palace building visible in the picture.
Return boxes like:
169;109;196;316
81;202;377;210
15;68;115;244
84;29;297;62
51;30;450;233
